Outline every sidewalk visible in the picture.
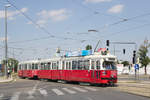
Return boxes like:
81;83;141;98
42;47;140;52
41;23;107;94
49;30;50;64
0;76;13;83
113;80;150;98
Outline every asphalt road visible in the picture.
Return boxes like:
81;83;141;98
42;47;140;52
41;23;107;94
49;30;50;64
0;79;149;100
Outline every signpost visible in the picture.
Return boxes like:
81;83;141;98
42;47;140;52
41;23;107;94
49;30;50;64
134;64;139;80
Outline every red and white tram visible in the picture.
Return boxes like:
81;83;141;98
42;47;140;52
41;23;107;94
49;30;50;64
18;60;39;79
18;51;117;86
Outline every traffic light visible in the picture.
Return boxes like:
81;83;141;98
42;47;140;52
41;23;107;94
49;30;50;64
106;40;109;46
133;50;136;57
123;49;125;54
133;50;136;64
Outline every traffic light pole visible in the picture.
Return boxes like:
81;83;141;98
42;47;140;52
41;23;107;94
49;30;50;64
108;41;138;80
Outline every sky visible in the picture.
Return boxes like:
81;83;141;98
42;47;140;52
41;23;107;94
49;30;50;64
0;0;150;62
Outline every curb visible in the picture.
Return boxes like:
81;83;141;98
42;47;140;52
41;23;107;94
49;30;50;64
0;78;16;83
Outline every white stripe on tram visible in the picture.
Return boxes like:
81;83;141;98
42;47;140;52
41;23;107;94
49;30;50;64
84;87;98;91
72;87;88;92
10;92;21;100
39;88;48;96
52;89;64;95
62;88;76;94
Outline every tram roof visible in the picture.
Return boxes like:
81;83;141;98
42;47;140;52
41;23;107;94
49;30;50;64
19;52;116;64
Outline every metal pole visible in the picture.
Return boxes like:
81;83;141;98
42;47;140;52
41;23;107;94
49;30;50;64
94;40;100;52
13;48;15;73
4;6;8;78
4;5;10;78
135;43;137;63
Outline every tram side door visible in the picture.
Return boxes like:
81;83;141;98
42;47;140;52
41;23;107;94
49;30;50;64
91;60;96;83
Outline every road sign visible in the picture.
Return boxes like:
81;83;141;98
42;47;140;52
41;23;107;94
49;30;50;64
134;64;139;70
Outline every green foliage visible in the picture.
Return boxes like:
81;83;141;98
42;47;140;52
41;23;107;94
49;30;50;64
86;45;92;50
138;39;150;74
121;61;129;66
2;58;19;73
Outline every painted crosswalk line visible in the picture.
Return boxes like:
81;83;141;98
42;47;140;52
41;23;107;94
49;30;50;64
72;87;88;92
62;88;76;94
10;92;21;100
0;94;4;99
84;87;98;91
52;89;64;95
39;88;48;96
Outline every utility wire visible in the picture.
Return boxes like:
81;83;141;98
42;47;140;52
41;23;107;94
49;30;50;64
96;12;150;32
71;0;125;20
6;0;53;37
6;0;75;41
6;0;150;45
103;23;150;38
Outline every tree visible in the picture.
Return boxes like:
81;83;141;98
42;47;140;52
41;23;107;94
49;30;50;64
121;61;129;67
85;45;92;50
2;58;19;73
138;39;150;75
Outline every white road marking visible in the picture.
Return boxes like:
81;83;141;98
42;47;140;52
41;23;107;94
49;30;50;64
10;92;21;100
39;88;48;96
72;87;88;92
0;94;4;99
52;89;64;95
62;88;76;94
85;97;94;100
27;81;39;99
84;87;97;91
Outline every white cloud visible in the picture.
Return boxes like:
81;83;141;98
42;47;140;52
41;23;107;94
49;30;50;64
0;7;28;20
37;8;69;22
36;20;46;27
108;4;124;13
84;0;112;3
20;8;28;13
35;8;70;27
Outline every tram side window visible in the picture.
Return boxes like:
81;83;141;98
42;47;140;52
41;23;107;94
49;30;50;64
19;65;21;70
57;61;59;70
47;62;51;70
43;63;47;70
72;61;77;70
96;61;100;70
21;64;23;70
35;64;38;69
52;62;57;70
66;62;69;70
91;61;95;69
25;64;27;70
69;62;71;70
84;60;89;70
41;63;44;70
32;64;34;69
62;61;65;70
77;60;82;70
80;61;84;70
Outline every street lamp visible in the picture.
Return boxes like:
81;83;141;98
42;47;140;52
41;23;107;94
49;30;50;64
4;4;11;78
